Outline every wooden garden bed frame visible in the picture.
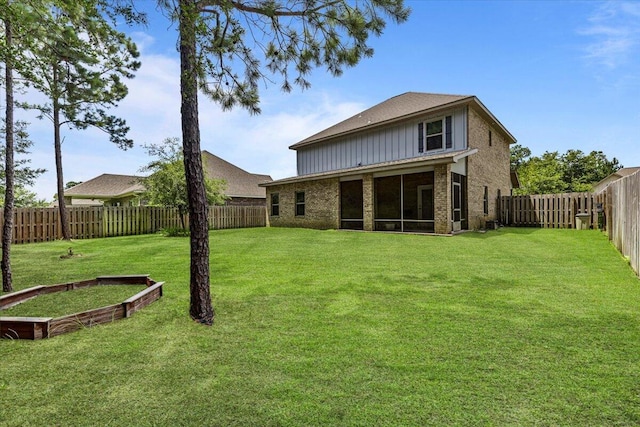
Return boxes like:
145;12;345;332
0;275;163;340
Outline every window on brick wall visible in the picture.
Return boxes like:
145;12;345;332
483;186;489;215
270;193;279;216
489;130;492;146
295;191;305;216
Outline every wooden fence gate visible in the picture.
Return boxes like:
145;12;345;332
499;192;598;229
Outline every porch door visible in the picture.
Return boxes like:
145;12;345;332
452;180;462;232
340;180;364;230
417;185;434;221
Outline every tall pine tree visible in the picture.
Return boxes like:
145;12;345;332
18;0;140;240
165;0;410;324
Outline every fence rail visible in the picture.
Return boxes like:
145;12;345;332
0;205;266;244
499;192;597;229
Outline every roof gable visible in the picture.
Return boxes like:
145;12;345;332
290;92;515;149
202;151;273;198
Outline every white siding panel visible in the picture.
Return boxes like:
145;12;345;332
296;107;468;176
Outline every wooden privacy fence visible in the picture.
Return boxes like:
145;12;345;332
499;192;598;229
0;205;266;244
599;170;640;277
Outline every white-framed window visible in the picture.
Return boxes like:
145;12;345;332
426;119;444;151
419;115;453;153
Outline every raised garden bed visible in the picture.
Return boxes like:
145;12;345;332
0;275;163;340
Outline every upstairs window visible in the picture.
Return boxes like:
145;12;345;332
426;119;443;151
270;193;279;216
419;115;453;153
295;191;305;216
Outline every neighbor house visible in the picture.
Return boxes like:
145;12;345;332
64;151;273;207
261;92;516;234
64;174;144;206
592;167;640;194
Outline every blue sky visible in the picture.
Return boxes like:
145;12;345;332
21;0;640;200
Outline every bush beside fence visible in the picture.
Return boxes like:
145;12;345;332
0;205;266;244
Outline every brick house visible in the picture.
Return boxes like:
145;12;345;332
261;92;516;234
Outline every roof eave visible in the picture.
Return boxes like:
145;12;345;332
66;190;144;200
261;149;477;187
469;96;517;144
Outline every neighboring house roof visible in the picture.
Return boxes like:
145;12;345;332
290;92;516;149
201;151;273;198
592;167;640;193
262;148;477;187
64;174;144;200
64;155;273;201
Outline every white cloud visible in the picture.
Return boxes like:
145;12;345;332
579;1;640;69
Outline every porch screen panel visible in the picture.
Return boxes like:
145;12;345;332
402;172;434;220
340;180;364;230
374;176;401;219
403;171;435;233
374;176;401;231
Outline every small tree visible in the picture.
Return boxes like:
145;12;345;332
141;138;228;231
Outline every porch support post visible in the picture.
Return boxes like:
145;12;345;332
363;173;374;231
434;164;452;234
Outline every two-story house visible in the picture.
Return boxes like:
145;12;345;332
262;92;516;234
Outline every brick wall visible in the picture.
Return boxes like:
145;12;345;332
434;164;452;234
466;106;512;229
266;178;340;229
363;174;374;231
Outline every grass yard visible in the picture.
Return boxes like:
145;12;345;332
0;227;638;426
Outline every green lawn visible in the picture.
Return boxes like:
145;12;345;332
1;227;638;426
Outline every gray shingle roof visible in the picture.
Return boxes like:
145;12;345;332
290;92;516;149
64;174;144;198
202;151;272;198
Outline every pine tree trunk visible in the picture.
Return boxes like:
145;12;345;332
2;14;14;293
53;63;71;240
179;0;214;325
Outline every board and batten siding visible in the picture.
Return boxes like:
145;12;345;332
296;108;468;176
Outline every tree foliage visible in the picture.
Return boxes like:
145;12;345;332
18;3;141;149
166;0;411;113
511;144;622;195
0;120;46;190
0;120;47;208
163;0;410;324
141;138;228;230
